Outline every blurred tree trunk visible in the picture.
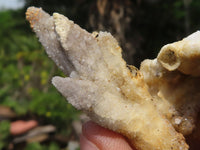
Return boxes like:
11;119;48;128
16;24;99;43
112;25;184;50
88;0;141;65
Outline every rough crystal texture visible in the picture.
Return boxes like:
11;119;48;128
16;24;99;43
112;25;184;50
25;7;200;150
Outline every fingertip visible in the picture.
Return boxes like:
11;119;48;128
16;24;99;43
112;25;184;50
80;134;99;150
82;121;133;150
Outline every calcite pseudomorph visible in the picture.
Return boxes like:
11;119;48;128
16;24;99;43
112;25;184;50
26;7;200;150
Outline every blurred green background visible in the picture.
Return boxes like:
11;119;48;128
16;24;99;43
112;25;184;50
0;0;200;149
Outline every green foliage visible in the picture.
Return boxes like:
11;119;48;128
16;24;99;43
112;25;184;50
0;121;10;150
29;87;79;126
25;142;59;150
0;7;79;144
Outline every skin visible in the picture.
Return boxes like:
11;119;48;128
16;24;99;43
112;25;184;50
80;121;135;150
10;119;134;149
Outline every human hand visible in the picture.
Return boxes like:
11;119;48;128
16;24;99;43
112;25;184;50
80;121;135;150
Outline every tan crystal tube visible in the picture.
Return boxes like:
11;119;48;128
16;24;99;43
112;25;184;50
157;31;200;76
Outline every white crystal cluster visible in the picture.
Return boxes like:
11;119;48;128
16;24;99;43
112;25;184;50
26;7;200;150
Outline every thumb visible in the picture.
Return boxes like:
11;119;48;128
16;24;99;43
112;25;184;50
80;121;134;150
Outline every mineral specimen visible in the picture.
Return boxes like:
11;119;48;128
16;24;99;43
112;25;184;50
26;7;200;150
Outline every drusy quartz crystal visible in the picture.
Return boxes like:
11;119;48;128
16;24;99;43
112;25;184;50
26;7;200;150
